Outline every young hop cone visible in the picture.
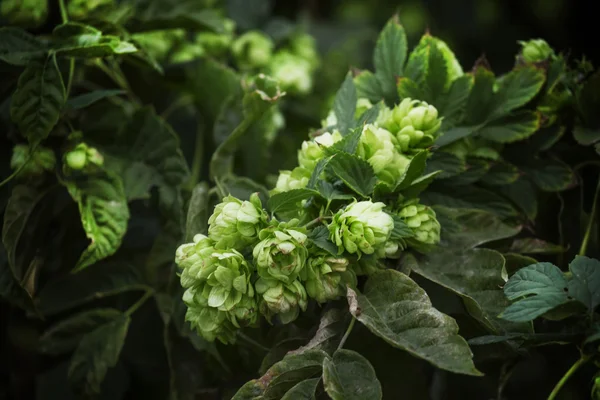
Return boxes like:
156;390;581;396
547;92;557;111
63;143;103;171
269;51;314;94
298;131;342;171
377;98;442;151
329;200;394;257
397;200;441;245
300;250;355;303
231;31;274;69
272;166;312;194
253;219;308;284
10;144;56;177
519;39;554;63
255;277;308;324
208;193;268;250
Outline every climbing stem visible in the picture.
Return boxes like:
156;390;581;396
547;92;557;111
547;354;591;400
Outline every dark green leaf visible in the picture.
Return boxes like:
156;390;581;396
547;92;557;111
64;170;130;271
348;270;481;375
10;54;66;144
424;152;466;179
479;111;541;143
317;181;354;202
435;126;480;147
354;71;382;103
280;378;319;400
333;73;357;135
290;308;350;355
436;75;473;127
329;127;362;155
567;256;600;312
0;27;47;65
329;152;377;198
509;238;565;254
68;315;131;396
482;162;519;186
389;215;414;240
53;23;137;57
307;157;332;190
400;171;441;199
496;178;538;220
221;175;270;202
185;182;210;241
260;338;307;375
268;188;319;215
67;90;126;110
308;226;338;257
373;16;407;103
465;67;495;124
501;262;568;322
39;309;123;355
422;184;518;217
490;66;545;119
129;4;226;33
323;349;382;400
395;150;428;190
522;159;575;192
448;157;490;186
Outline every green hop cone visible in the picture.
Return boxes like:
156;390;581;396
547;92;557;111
353;256;385;276
300;250;355;303
298;131;342;170
329;200;394;257
269;51;313;94
519;39;554;63
184;299;237;344
10;144;56;177
255;277;308;324
170;42;205;63
272;166;311;194
195;19;235;57
377;98;442;151
63;143;104;172
131;29;185;62
253;219;308;284
232;31;274;69
207;193;268;250
397;200;441;245
357;124;411;187
289;33;320;69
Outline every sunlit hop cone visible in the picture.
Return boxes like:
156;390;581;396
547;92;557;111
298;131;342;170
268;51;313;94
272;166;311;194
10;144;55;177
231;31;274;69
377;98;442;151
208;193;268;250
255;277;308;324
357;124;411;187
519;39;554;63
300;250;353;303
397;200;441;245
64;143;103;171
253;219;308;284
329;200;394;257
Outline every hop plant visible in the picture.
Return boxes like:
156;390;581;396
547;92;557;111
253;219;308;284
397;200;441;245
195;19;236;57
300;250;353;303
329;200;394;257
231;31;274;69
255;277;308;324
519;39;554;63
289;33;320;69
298;131;342;170
208;193;268;250
322;98;373;128
272;166;311;194
357;124;411;187
10;144;56;177
64;143;103;171
269;51;313;94
377;98;442;151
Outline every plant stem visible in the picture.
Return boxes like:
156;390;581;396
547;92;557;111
66;58;75;97
58;0;69;22
125;290;153;317
337;317;356;350
579;178;600;257
304;215;332;229
547;355;590;400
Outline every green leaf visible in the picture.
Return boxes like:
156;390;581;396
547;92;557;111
306;157;332;190
210;75;284;179
329;152;377;198
53;23;137;57
308;226;338;257
423;184;518;217
465;67;495;124
395;150;428;190
39;309;124;355
323;349;382;400
221;175;270;202
567;256;600;312
389;215;414;240
435;126;480;147
35;261;146;316
400;171;441;199
0;27;47;65
496;178;538;220
424;151;466;179
348;269;481;375
479;111;541;143
574;70;600;144
67;89;126;110
482;162;520;186
356;102;381;126
10;53;66;145
185;182;210;241
522;159;575;192
436;75;473;128
128;3;226;33
260;338;307;375
329;127;362;154
373;16;407;103
404;35;451;103
290;308;350;355
501;262;569;322
412;248;530;334
449;157;490;186
65;170;130;272
68;314;131;397
268;188;319;215
333;73;357;135
280;378;319;400
317;181;354;202
490;66;545;119
509;238;565;254
231;350;328;400
396;77;423;101
354;71;382;103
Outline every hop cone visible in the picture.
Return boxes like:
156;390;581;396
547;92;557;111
298;131;342;171
231;31;274;69
300;250;354;303
397;200;441;245
269;51;313;94
255;277;308;324
272;166;311;194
